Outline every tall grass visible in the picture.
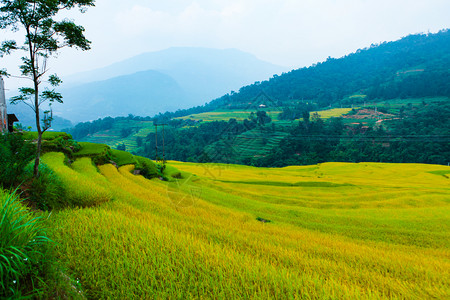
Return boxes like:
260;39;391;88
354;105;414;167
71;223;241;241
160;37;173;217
26;163;66;210
0;189;50;297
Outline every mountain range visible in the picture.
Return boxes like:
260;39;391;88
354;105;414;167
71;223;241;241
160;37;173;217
53;47;286;123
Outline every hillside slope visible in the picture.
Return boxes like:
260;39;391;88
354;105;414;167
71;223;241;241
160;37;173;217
46;158;450;298
208;30;450;110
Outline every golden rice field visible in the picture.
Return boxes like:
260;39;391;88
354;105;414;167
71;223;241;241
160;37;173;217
309;108;354;119
176;109;283;122
45;154;450;299
176;108;352;123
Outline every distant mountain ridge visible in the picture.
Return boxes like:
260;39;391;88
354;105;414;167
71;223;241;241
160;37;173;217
59;70;187;122
57;47;286;122
205;30;450;110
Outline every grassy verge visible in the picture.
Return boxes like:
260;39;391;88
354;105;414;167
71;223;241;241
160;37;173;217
1;189;50;297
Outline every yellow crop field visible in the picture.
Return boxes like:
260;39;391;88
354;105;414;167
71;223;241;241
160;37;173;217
49;160;450;299
42;153;112;207
309;108;354;119
177;109;283;122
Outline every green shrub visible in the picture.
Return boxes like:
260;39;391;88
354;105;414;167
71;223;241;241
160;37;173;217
25;163;66;211
74;142;112;165
41;136;81;155
21;131;81;156
111;149;137;166
163;164;184;181
0;133;35;188
22;131;72;141
0;189;51;298
134;156;161;179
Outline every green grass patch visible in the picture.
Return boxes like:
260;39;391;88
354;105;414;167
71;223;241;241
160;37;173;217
73;142;112;165
23;131;72;141
0;189;51;298
111;149;137;166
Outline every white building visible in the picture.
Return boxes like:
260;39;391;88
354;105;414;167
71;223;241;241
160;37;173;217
0;76;7;132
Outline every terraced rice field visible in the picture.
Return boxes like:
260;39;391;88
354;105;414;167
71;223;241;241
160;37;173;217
80;120;155;150
204;128;289;160
45;155;450;299
308;108;354;119
176;109;283;122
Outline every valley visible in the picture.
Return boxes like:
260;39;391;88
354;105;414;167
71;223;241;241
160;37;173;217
1;27;449;299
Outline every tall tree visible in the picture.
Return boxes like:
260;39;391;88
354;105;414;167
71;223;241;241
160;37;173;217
0;0;94;177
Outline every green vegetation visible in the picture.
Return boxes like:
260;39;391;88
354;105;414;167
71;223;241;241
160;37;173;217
209;30;450;109
0;189;51;298
0;133;35;188
111;149;138;166
26;163;65;210
64;96;450;168
0;0;95;178
131;99;450;166
24;131;81;155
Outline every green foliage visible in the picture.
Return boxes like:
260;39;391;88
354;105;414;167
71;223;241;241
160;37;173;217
208;30;450;109
116;142;126;151
22;131;72;141
134;156;162;179
74;142;112;165
0;189;50;298
43;135;81;155
135;119;254;163
0;0;95;177
261;101;450;167
25;163;65;211
111;149;137;166
22;131;81;156
134;100;450;167
0;133;35;188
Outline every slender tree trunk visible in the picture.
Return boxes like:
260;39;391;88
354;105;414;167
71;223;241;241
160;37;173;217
33;115;42;178
27;25;42;178
33;79;42;178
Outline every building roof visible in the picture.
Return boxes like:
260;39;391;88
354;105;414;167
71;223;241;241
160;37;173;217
7;114;18;122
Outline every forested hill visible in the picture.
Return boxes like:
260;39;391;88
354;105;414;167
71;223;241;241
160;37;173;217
205;29;450;110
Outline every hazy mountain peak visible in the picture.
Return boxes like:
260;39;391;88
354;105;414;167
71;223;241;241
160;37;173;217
57;47;287;122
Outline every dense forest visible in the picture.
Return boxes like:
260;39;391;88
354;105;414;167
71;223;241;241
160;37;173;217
210;30;450;109
68;30;450;137
132;102;450;166
255;102;450;167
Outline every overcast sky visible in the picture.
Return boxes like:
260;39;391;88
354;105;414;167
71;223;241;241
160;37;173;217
1;0;450;88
